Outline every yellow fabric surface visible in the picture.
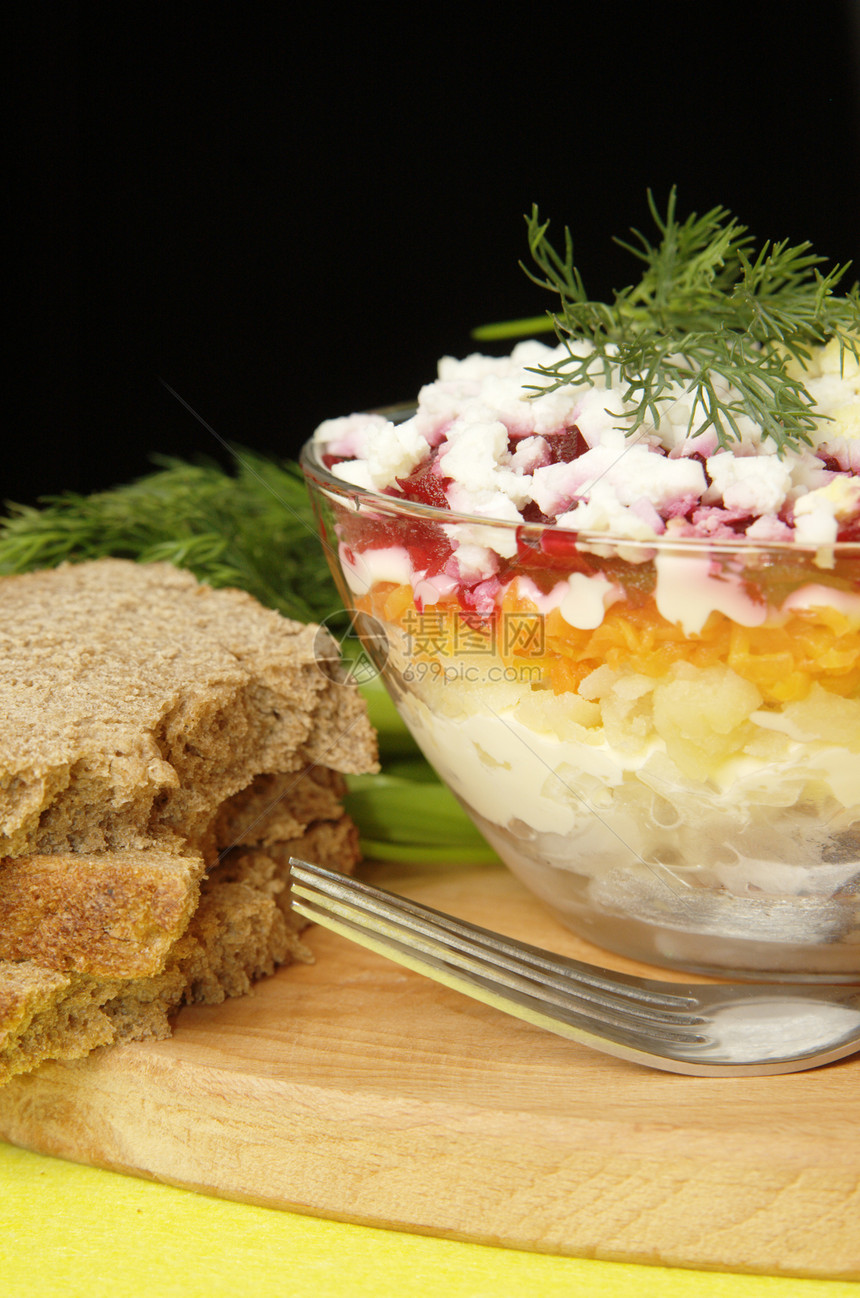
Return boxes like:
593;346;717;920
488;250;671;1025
1;1142;855;1298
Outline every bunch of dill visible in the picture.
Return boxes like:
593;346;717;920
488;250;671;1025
0;449;341;625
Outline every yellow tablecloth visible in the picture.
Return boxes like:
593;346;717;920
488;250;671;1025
2;1142;854;1298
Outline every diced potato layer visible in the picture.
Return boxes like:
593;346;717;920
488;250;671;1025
357;580;860;779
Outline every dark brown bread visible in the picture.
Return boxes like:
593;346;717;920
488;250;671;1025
0;559;376;857
0;807;365;1082
208;767;349;851
102;810;364;1044
0;961;118;1081
0;560;377;1084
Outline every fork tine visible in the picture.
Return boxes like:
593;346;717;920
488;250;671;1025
289;859;707;1041
290;884;709;1053
290;860;691;1003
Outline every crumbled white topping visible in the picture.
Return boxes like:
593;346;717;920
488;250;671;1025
565;385;636;445
509;436;548;473
556;484;670;541
439;410;534;514
315;412;389;459
533;436;706;520
814;403;860;472
313;337;860;546
365;416;431;489
744;514;794;542
446;481;523;524
325;412;431;490
444;542;499;580
705;451;793;515
331;458;375;491
444;517;519;560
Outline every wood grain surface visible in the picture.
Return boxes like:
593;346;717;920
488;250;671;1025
0;859;858;1280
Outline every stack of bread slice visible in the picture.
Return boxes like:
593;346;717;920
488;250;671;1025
0;559;377;1084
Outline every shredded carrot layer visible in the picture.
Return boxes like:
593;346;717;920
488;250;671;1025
356;582;860;705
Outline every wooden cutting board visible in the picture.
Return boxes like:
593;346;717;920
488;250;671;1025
0;858;858;1280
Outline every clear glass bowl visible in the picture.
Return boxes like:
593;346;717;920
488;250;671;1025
301;436;860;981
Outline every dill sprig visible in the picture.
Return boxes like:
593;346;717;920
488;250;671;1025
0;450;341;624
519;188;860;453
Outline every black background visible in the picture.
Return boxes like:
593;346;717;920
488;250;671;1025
10;2;860;508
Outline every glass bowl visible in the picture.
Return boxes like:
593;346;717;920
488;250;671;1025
301;436;860;981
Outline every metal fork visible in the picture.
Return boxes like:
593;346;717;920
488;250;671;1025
289;859;860;1077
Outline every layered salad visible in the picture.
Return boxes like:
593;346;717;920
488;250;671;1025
304;197;860;976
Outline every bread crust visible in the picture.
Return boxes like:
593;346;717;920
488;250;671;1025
0;849;205;977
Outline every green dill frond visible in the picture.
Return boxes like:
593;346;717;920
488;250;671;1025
0;450;341;624
516;189;860;453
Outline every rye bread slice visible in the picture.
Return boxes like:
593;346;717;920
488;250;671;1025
208;766;349;851
0;809;363;1083
0;558;376;857
0;559;378;1084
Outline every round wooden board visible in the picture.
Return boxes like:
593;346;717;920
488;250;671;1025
1;859;858;1279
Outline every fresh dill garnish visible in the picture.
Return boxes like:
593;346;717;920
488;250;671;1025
0;449;342;623
494;189;860;453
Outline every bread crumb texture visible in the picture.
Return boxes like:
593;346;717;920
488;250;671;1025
0;559;377;1083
